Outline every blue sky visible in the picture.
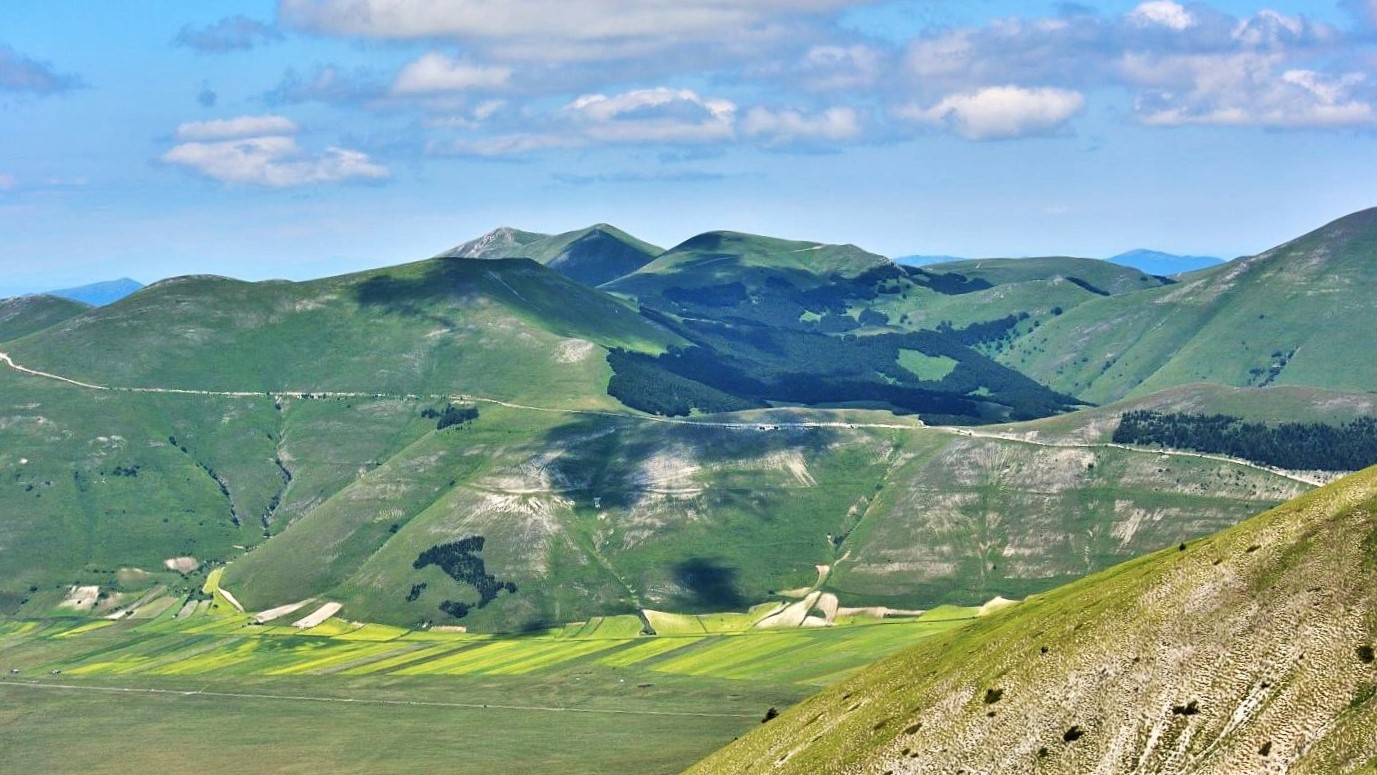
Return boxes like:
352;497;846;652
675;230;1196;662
3;0;1377;294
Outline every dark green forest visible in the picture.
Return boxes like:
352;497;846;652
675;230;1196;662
1113;411;1377;471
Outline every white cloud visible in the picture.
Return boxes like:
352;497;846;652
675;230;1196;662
1129;1;1194;31
1231;10;1331;49
175;115;300;141
741;106;861;143
795;45;883;91
391;53;511;95
432;133;581;157
1131;53;1377;128
567;88;736;143
903;86;1085;140
279;0;860;44
162;117;388;187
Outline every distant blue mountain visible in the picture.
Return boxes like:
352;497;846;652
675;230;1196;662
1107;249;1223;276
48;278;143;306
894;254;968;267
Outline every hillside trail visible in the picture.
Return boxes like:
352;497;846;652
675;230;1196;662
941;426;1328;486
0;351;1324;485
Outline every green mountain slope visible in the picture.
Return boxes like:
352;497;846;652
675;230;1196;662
688;466;1377;774
5;257;677;404
5;214;1371;634
598;231;1081;423
607;230;890;297
923;255;1171;295
440;224;663;286
215;404;1299;631
990;382;1377;448
1004;208;1377;403
0;349;1301;629
0;295;89;342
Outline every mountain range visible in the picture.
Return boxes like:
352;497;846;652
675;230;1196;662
898;250;1223;277
1;209;1376;635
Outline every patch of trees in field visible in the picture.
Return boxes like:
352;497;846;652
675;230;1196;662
413;536;517;619
936;313;1030;348
607;349;763;417
1113;411;1377;471
420;403;479;430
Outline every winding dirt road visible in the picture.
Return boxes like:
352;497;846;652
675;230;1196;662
0;350;1329;485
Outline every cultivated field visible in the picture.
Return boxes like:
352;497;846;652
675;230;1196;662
0;599;975;774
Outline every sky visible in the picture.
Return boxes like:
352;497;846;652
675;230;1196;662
3;0;1377;294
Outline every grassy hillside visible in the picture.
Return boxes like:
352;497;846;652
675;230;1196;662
1004;208;1377;403
689;466;1377;774
0;343;1302;630
6;213;1374;634
440;224;663;286
923;256;1170;295
598;231;1082;423
0;295;89;342
607;231;891;297
984;382;1377;448
5;258;677;405
217;403;1299;631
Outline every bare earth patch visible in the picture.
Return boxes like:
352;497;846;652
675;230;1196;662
292;602;342;629
163;556;199;573
252;599;313;625
58;585;100;611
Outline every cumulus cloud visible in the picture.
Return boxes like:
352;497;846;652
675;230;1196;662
175;15;283;53
567;88;737;143
741;106;862;144
898;4;1358;132
781;45;884;92
1132;54;1377;127
391;53;511;95
902;86;1085;140
0;45;82;94
1128;1;1194;31
428;86;868;155
161;115;388;186
279;0;860;45
175;115;300;141
432;133;580;157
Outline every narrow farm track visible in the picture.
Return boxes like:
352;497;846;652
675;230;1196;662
0;350;918;431
938;427;1329;486
0;680;760;718
0;350;1326;484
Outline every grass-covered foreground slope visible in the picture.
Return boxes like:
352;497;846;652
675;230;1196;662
439;223;663;286
1004;207;1377;403
689;466;1377;774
